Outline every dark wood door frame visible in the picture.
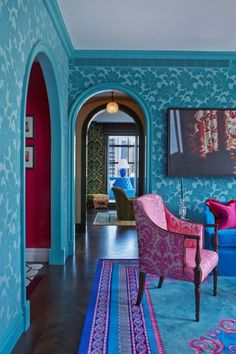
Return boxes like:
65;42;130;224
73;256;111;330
80;104;145;231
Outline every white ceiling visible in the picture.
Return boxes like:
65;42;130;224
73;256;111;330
57;0;236;51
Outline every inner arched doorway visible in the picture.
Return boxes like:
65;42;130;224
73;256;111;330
68;83;151;256
75;90;146;232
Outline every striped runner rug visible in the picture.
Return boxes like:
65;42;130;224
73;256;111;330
78;259;236;353
93;212;136;226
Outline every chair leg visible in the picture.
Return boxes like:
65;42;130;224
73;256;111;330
195;284;201;322
157;276;164;288
213;267;217;296
136;272;146;306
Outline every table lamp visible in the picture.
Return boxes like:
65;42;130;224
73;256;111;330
117;159;129;177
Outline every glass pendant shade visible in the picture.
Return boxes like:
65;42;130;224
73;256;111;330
106;101;119;114
106;91;119;114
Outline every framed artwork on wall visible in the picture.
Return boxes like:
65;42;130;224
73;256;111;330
167;108;236;176
25;116;34;138
25;146;34;168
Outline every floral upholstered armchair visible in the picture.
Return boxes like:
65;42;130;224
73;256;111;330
134;194;219;321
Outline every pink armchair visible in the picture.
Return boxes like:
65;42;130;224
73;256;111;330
134;194;219;321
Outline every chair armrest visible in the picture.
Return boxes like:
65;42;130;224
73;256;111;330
128;197;135;204
204;223;217;227
128;197;136;206
164;206;204;247
184;235;202;278
204;223;217;231
184;234;200;241
204;223;218;253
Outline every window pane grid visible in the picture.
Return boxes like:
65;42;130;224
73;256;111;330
107;135;137;198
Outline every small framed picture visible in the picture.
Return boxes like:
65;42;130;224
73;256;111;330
25;116;34;138
25;146;34;168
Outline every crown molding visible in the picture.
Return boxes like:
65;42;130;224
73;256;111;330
43;0;73;57
71;49;236;60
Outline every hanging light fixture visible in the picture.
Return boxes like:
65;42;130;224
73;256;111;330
106;91;119;114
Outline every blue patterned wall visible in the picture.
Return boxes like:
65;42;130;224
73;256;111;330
69;59;236;221
2;0;236;350
0;0;68;351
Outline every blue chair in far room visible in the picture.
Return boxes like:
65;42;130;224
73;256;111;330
108;176;135;199
204;200;236;276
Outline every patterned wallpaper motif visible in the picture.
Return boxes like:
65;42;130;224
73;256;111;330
69;63;236;221
0;0;68;345
87;123;106;194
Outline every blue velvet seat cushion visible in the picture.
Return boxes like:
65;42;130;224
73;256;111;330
205;228;236;248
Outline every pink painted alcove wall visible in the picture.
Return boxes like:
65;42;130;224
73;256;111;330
26;62;51;248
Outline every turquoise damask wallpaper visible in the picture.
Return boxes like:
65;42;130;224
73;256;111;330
0;1;68;352
69;60;236;220
2;0;236;352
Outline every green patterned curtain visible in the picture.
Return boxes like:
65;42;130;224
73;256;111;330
87;122;106;194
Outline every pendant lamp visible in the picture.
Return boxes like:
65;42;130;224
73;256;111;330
106;91;119;114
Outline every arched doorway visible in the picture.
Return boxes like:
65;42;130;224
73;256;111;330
68;84;151;250
20;42;64;329
25;61;51;263
79;101;146;230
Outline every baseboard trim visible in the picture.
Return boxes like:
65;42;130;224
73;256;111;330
26;248;49;262
0;312;24;354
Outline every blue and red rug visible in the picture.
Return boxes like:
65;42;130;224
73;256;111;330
78;259;236;353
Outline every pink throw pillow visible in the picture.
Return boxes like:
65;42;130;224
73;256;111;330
206;199;236;230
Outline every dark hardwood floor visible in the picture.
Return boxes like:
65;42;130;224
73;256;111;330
12;209;137;354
